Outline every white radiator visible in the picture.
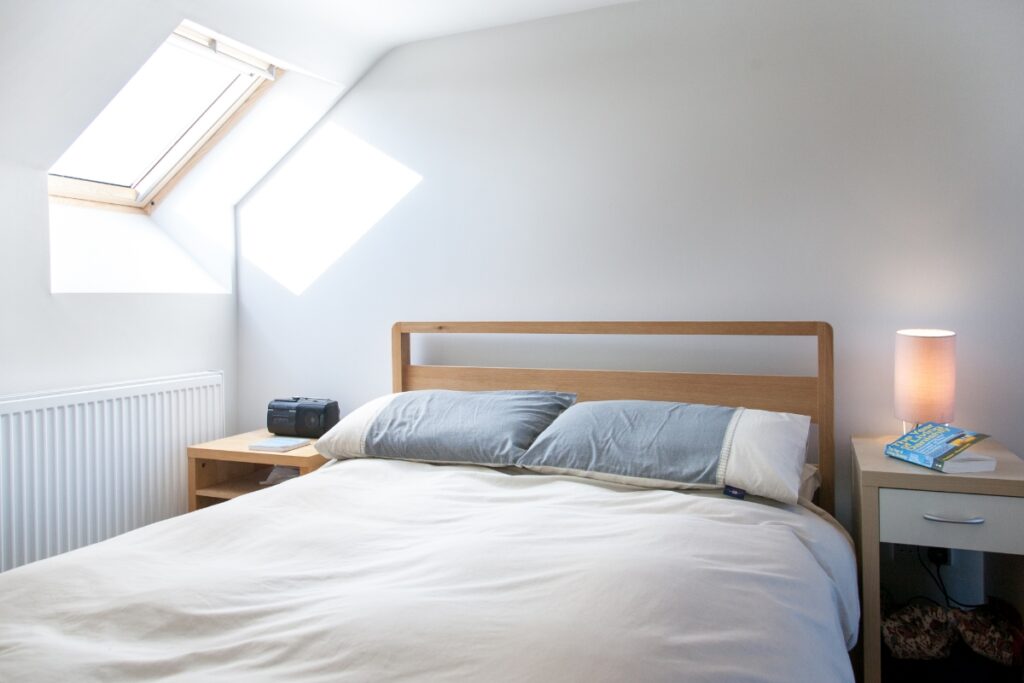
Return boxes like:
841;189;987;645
0;372;224;572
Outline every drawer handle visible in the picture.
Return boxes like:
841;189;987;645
923;513;986;525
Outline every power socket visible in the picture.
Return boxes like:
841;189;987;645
927;547;950;566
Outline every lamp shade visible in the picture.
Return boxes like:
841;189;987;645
894;329;956;424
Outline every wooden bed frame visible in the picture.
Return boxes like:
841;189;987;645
392;321;835;514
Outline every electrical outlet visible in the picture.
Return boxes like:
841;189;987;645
927;547;950;566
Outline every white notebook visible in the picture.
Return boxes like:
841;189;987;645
249;436;311;453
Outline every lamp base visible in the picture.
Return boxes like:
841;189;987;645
900;421;949;435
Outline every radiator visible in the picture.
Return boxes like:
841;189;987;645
0;372;225;572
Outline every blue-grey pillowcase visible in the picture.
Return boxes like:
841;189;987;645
515;399;811;503
517;400;736;486
315;390;577;467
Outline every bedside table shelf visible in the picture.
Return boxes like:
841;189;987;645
195;467;274;501
853;436;1024;683
187;429;327;511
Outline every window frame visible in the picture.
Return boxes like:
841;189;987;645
47;25;277;214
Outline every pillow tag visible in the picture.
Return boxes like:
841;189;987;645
723;485;746;500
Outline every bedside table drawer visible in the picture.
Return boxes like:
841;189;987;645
879;488;1024;554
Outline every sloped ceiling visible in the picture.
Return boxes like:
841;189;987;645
0;0;638;170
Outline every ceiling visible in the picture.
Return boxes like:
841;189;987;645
184;0;643;83
0;0;640;169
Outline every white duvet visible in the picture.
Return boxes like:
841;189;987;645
0;459;858;682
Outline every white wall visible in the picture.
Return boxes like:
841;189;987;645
237;0;1024;528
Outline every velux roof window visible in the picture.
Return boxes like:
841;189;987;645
48;23;276;212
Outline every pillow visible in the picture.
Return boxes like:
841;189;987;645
515;400;810;504
315;390;577;467
800;464;821;501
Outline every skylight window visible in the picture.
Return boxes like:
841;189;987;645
48;24;276;212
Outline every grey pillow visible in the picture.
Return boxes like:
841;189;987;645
515;399;811;503
315;390;577;467
517;400;736;486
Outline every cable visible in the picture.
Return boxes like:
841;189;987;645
915;547;986;610
917;547;950;608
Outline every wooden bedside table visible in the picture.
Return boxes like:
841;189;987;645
187;429;327;511
852;436;1024;683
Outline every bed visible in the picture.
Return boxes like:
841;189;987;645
0;321;859;682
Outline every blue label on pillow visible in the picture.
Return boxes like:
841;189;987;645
723;485;746;500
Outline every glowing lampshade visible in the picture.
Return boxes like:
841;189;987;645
894;329;956;424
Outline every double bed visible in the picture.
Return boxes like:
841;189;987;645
0;321;859;682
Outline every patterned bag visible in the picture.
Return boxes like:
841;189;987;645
882;604;957;659
882;599;1024;666
952;599;1024;667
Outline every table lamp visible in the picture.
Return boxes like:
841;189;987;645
894;328;956;433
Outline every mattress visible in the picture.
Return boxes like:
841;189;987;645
0;458;858;682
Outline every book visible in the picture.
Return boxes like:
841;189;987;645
248;436;311;453
885;423;994;473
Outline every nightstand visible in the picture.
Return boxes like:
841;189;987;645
187;429;327;511
852;436;1024;683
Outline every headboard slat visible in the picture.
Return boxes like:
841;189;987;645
404;365;819;420
396;321;823;336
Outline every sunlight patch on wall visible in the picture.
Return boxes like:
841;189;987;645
49;201;225;293
238;124;422;295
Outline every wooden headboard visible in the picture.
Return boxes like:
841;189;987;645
391;321;835;514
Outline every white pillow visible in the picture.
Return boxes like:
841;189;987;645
722;408;811;505
799;464;821;501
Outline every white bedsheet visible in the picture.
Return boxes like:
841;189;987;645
0;458;858;682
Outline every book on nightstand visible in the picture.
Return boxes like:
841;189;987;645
248;436;311;453
885;423;994;473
